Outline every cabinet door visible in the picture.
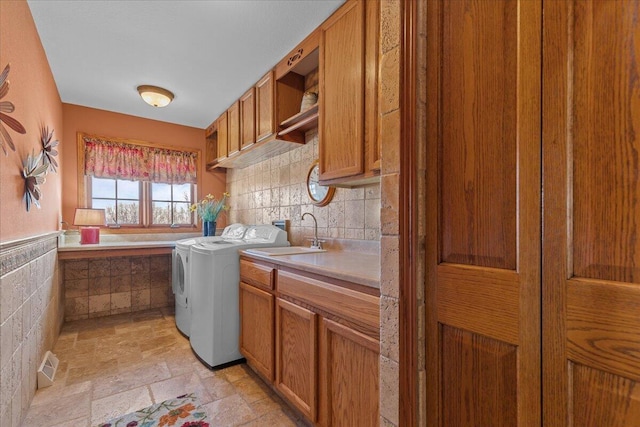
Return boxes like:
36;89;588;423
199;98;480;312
543;1;640;425
240;87;256;150
217;111;228;160
318;318;379;427
276;298;317;421
319;0;365;181
256;71;274;142
425;0;541;425
227;101;240;157
239;282;274;381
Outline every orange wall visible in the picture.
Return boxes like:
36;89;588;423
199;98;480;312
0;0;64;242
61;104;226;230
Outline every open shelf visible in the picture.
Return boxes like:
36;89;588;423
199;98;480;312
279;104;318;136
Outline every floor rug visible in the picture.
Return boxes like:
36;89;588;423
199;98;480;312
95;393;209;427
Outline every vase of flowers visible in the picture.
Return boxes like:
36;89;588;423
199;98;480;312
190;192;229;236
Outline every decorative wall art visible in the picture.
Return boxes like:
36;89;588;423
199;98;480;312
22;150;48;211
0;63;27;155
40;126;59;172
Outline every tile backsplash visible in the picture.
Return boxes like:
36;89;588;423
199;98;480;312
226;131;381;246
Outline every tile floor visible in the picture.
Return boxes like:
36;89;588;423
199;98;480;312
22;308;307;427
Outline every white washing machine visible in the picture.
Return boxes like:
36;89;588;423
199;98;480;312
171;223;247;336
189;224;289;368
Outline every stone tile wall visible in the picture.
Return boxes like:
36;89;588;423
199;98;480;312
379;1;401;425
62;254;173;322
226;134;381;246
0;233;63;427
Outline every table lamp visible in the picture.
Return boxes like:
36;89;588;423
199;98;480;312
73;208;106;244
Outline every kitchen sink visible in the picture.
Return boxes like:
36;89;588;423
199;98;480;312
245;246;326;256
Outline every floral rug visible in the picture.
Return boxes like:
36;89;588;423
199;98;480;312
95;393;209;427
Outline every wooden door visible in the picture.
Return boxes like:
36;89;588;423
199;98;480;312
217;111;228;160
276;298;317;421
425;1;541;425
239;282;274;381
256;71;274;142
319;0;364;181
240;87;255;150
543;1;640;425
227;101;240;157
318;318;379;427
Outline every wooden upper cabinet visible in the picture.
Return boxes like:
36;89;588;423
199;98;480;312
204;120;218;165
319;0;379;187
319;0;365;182
227;101;240;157
256;71;275;142
217;111;228;160
240;87;256;150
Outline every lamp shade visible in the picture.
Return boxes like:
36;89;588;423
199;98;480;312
73;208;106;226
137;85;174;107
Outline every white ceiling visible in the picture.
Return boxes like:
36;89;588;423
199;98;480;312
27;0;344;129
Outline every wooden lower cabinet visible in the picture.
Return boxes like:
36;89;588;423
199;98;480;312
318;318;379;427
239;282;275;381
239;258;380;425
276;298;318;421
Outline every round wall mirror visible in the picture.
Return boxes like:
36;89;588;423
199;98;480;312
306;160;335;207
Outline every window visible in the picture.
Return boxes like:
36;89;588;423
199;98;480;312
78;132;201;230
150;183;193;225
91;178;141;225
88;177;195;227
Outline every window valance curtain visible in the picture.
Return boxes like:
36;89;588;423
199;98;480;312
83;135;197;184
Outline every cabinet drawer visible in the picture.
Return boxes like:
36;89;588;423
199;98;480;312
278;270;379;333
240;259;275;291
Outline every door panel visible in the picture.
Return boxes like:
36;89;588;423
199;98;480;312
425;0;541;425
572;364;640;427
441;326;517;427
543;1;640;425
439;0;517;271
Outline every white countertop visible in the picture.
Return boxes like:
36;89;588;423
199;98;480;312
57;232;201;252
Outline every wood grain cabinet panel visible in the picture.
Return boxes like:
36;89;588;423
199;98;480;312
227;101;240;157
318;318;379;427
240;259;274;291
319;0;379;187
240;88;256;150
217;111;228;160
239;282;275;381
239;257;380;425
276;298;317;421
256;71;275;142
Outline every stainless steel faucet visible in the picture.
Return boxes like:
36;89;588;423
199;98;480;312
302;212;323;249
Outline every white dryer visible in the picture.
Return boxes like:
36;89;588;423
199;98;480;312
189;224;289;368
172;223;247;336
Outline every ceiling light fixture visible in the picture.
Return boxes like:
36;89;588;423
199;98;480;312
137;85;174;107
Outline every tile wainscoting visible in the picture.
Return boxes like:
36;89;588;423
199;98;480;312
62;254;174;322
0;232;64;427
